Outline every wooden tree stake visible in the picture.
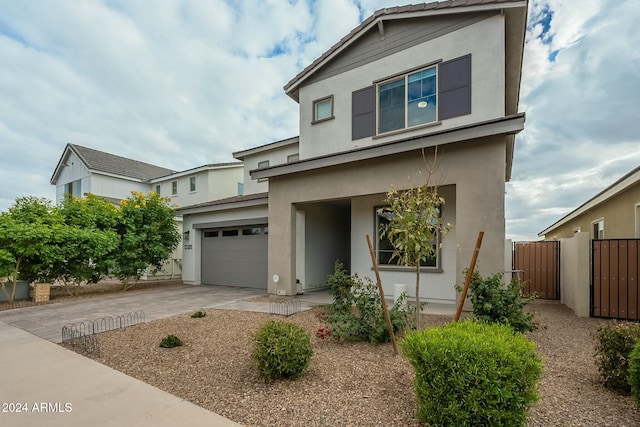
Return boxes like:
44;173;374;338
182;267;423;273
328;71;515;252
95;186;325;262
366;234;399;356
454;231;484;322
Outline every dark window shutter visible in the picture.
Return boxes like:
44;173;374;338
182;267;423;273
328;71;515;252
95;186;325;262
352;85;376;140
438;54;471;120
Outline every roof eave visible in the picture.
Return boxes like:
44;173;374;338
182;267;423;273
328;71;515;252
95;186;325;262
252;113;525;180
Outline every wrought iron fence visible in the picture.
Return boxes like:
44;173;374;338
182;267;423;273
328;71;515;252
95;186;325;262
269;300;302;316
61;310;145;357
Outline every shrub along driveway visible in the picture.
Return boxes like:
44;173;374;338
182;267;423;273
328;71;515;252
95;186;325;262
0;284;264;342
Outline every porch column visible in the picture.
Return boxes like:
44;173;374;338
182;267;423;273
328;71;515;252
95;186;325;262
267;192;296;295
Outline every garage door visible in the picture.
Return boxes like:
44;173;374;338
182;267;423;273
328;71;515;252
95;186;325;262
201;225;268;289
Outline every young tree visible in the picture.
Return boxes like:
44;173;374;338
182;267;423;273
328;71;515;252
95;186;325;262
112;191;180;290
379;151;452;329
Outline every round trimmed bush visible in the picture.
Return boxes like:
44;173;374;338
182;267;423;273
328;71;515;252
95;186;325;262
252;320;313;380
401;320;543;426
629;341;640;406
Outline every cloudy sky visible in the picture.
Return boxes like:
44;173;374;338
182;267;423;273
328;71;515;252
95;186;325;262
0;0;638;240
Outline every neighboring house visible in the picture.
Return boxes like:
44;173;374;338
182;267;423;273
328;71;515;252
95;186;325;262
539;165;640;240
50;143;244;279
180;0;529;304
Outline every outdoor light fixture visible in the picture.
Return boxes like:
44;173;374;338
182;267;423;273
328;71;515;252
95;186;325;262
183;230;190;241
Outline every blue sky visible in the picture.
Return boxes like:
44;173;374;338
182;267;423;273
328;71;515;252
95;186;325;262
0;0;638;240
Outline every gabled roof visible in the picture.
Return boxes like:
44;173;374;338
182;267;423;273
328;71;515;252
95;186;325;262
233;136;299;160
50;144;177;184
284;0;528;101
538;165;640;237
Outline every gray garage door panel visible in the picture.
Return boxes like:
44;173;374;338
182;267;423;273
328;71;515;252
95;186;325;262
201;234;268;289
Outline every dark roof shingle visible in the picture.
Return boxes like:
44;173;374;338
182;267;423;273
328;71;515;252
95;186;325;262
69;144;176;181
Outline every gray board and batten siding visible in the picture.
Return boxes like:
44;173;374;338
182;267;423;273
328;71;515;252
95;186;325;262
302;11;497;88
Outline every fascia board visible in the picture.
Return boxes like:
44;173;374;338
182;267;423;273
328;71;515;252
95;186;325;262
252;114;525;180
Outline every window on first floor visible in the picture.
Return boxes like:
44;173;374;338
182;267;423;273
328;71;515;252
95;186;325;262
375;207;439;268
189;176;197;192
171;180;178;196
155;184;161;195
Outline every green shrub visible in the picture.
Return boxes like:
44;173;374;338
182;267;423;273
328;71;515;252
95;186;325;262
252;320;313;380
595;321;640;394
159;334;183;348
465;271;537;333
402;320;543;426
629;341;640;406
325;262;412;344
191;310;206;318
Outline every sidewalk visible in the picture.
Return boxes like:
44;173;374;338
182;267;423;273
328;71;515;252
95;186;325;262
0;321;242;427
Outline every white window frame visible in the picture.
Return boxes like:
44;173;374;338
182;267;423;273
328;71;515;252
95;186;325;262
257;160;269;182
189;176;197;193
312;95;334;124
376;64;438;135
171;180;178;196
287;153;299;163
592;218;604;240
155;184;161;196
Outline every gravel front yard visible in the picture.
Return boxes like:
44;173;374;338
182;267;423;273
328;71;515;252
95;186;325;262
93;300;640;426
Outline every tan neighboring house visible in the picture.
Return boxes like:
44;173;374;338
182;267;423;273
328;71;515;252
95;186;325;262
50;143;244;279
539;165;640;240
179;0;529;304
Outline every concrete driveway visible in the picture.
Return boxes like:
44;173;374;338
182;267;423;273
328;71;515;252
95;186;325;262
0;285;265;343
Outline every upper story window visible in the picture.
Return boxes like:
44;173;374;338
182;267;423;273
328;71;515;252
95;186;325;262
64;179;82;198
257;160;269;182
351;54;471;141
378;66;437;133
312;95;334;124
155;184;161;195
287;153;299;163
171;180;178;196
189;176;197;192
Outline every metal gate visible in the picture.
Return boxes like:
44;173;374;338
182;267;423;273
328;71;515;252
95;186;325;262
592;239;640;320
513;241;560;300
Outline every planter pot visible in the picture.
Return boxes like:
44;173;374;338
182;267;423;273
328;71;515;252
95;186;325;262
0;280;30;302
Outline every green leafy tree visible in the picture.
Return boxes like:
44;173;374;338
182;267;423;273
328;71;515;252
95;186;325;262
49;194;120;296
0;197;58;302
379;152;452;329
112;191;180;290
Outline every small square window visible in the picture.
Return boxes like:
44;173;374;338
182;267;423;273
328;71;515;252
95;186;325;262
189;176;196;192
171;180;178;196
312;96;334;123
287;153;299;163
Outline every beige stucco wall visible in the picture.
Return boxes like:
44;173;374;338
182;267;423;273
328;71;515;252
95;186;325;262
543;184;640;239
241;145;300;195
558;232;591;317
267;136;507;300
297;14;506;160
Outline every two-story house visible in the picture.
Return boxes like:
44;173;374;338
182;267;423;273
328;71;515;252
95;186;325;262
180;0;529;304
51;143;244;279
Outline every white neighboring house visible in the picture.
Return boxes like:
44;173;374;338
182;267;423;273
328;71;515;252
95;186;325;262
50;143;244;279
